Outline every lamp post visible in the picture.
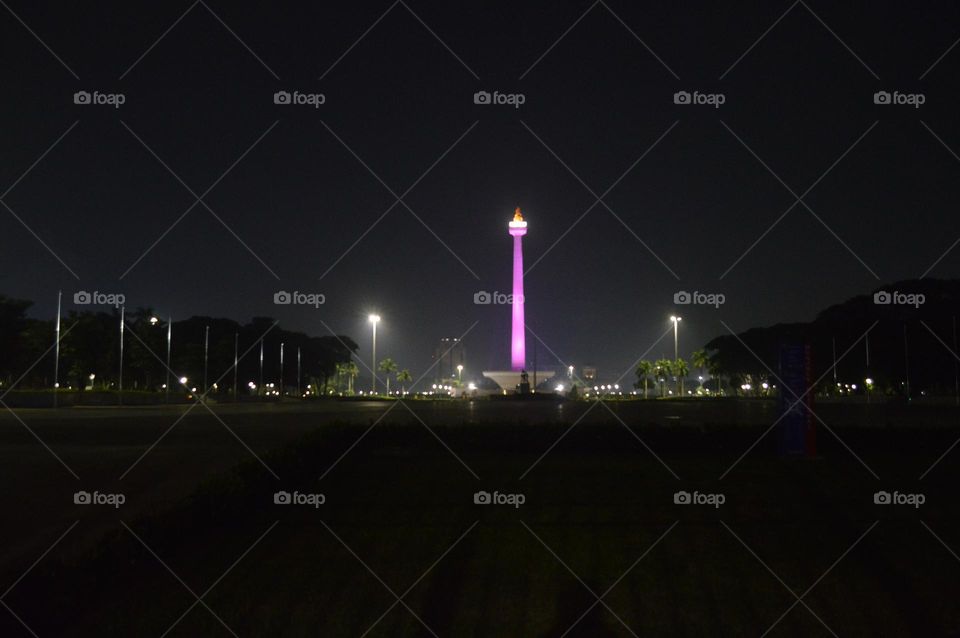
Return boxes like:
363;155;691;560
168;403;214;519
670;316;682;360
865;331;871;404
368;314;380;393
953;316;959;406
165;316;172;403
457;364;463;383
53;291;61;408
233;332;238;399
118;306;125;405
203;325;209;396
903;323;910;400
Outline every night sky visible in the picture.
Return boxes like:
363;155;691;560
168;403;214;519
3;1;960;385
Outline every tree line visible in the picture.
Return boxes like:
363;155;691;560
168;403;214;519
702;279;960;397
0;295;358;395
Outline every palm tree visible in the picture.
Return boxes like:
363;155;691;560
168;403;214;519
396;369;412;395
691;349;708;391
674;357;689;396
378;358;397;395
654;358;673;397
344;360;359;395
709;360;723;396
335;362;350;394
636;360;653;399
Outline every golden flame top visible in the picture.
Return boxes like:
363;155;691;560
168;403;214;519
513;207;523;222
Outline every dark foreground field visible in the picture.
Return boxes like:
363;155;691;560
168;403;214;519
0;399;958;636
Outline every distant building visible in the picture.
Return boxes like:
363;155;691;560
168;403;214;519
582;366;597;382
433;337;465;380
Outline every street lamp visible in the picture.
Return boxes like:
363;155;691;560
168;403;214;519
368;314;380;393
457;364;463;383
165;316;172;403
118;306;125;405
203;325;209;396
670;316;682;360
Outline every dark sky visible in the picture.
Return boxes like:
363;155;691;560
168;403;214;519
3;1;960;386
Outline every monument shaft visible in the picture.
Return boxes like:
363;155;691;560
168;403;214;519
512;233;525;370
508;208;527;371
482;209;555;393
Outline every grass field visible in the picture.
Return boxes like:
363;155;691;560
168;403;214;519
1;400;958;636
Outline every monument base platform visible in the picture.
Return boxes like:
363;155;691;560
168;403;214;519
482;370;556;394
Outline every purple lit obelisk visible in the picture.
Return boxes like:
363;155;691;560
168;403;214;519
508;208;527;371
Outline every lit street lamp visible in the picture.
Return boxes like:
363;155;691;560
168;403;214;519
369;314;380;393
670;316;682;360
457;364;463;383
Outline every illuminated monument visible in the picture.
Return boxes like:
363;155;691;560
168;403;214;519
483;208;554;394
509;208;527;370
